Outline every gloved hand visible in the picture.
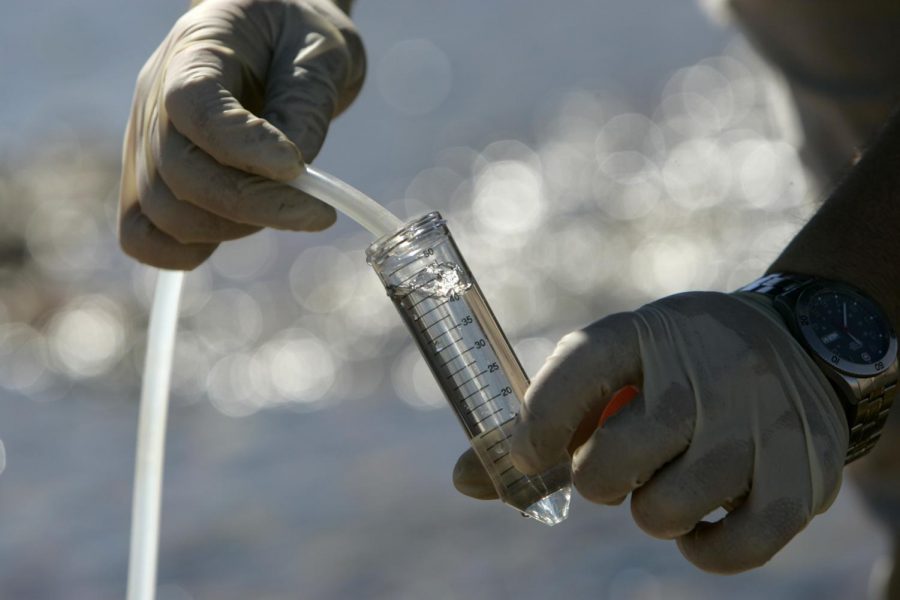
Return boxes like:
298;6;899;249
453;291;849;573
119;0;365;269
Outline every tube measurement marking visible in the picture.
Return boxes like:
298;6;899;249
409;294;431;309
395;265;431;288
434;337;463;356
431;325;461;344
473;407;504;427
416;300;449;322
460;383;489;401
423;314;451;332
436;342;466;364
462;386;497;414
448;360;477;378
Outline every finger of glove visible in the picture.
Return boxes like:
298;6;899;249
263;30;351;163
119;200;217;270
119;117;218;270
511;312;643;475
675;486;810;574
675;429;834;574
452;448;498;500
155;124;336;231
140;167;261;244
629;437;753;540
570;385;694;505
163;46;304;181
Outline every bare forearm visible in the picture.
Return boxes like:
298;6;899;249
770;104;900;332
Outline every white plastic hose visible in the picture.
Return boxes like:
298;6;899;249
126;167;402;600
127;269;183;600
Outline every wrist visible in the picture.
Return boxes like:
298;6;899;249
768;104;900;335
769;231;900;337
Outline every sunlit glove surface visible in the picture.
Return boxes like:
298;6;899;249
453;291;849;573
119;0;365;269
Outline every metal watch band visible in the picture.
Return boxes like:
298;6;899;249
846;381;897;463
739;272;897;463
737;272;814;296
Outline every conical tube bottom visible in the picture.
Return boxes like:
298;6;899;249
521;486;572;526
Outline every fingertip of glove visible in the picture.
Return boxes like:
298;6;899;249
303;201;338;231
452;475;499;501
118;205;217;270
509;424;567;477
675;524;769;575
452;450;498;500
258;139;305;182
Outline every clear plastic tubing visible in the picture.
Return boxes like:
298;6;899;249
127;167;399;600
129;169;568;599
367;212;572;525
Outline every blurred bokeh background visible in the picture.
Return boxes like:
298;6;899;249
0;1;890;598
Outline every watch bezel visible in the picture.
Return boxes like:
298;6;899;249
794;281;898;378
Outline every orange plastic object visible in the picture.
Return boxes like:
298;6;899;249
598;385;640;427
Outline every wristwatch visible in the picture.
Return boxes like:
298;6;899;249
740;273;899;463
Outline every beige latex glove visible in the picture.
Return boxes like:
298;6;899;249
119;0;365;269
453;291;849;574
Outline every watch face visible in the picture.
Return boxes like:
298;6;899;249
795;283;898;377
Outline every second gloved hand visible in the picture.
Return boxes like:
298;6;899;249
453;291;849;573
119;0;365;269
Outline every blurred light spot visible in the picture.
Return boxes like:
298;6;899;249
328;359;385;401
513;337;555;377
190;288;263;353
631;236;713;297
480;139;542;170
211;231;276;281
132;265;212;314
0;323;49;392
680;64;735;129
701;55;757;122
596;113;666;160
392;348;443;410
327;273;395;360
603;178;662;221
539;141;595;206
405;167;465;210
538;220;617;295
376;38;452;116
736;139;807;208
47;296;126;379
663;138;731;210
169;331;214;404
0;439;6;477
26;205;104;279
472;161;545;238
752;223;805;259
255;330;337;410
539;90;626;146
290;246;357;313
599;151;655;186
436;146;488;177
207;353;260;418
178;264;213;316
482;269;558;335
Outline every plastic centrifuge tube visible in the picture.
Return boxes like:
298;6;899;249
367;212;573;525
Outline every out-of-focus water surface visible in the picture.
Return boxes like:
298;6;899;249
0;1;889;599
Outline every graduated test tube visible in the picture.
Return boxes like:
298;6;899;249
367;212;572;525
